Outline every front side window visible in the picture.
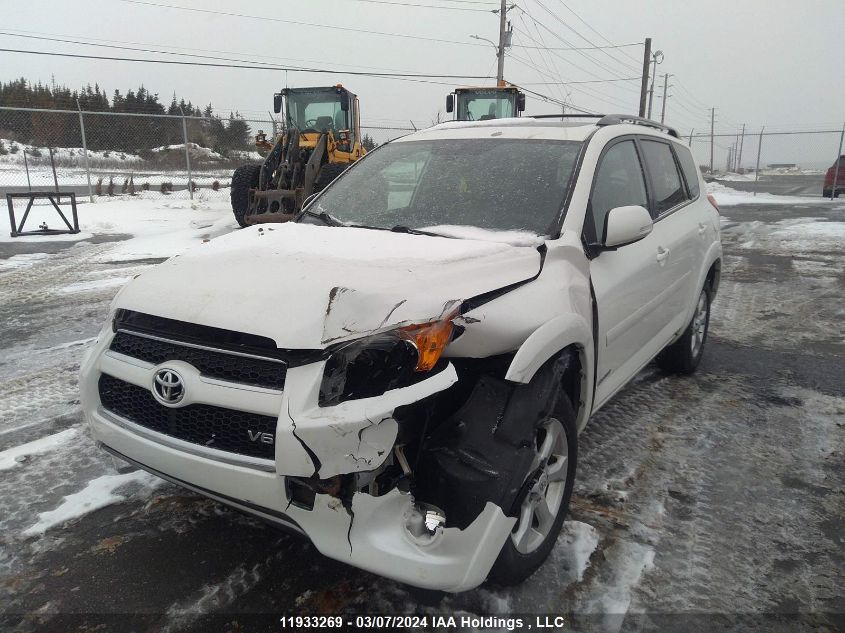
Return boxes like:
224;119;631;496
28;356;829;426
640;140;687;215
309;138;582;235
588;140;648;242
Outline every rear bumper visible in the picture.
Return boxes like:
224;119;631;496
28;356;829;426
80;330;515;592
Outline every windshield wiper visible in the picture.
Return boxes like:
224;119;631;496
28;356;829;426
297;208;344;226
390;225;454;238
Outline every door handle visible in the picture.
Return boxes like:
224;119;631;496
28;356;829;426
656;246;670;264
698;222;707;235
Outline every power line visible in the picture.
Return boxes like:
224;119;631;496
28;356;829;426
513;41;643;51
546;0;642;65
519;77;641;85
0;48;494;82
0;27;428;76
117;0;489;48
529;0;642;75
346;0;495;11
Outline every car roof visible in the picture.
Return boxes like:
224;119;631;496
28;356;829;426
395;115;681;144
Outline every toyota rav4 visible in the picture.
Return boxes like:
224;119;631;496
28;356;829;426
80;114;721;592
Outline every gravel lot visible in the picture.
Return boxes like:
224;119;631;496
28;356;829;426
0;188;842;632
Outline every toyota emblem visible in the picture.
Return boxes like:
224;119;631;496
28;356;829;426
153;368;185;406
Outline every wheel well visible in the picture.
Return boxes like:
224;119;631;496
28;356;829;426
706;259;721;297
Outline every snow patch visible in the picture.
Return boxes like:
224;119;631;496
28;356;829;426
559;521;600;581
582;540;655;628
58;276;132;294
0;252;50;272
0;428;79;471
707;181;832;207
22;470;165;536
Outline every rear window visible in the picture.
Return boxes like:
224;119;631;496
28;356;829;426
640;140;687;215
675;144;701;198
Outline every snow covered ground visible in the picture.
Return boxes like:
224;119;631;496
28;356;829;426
0;181;842;632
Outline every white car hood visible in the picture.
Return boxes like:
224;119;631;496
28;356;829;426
114;223;543;348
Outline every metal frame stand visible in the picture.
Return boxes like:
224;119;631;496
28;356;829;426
6;192;80;237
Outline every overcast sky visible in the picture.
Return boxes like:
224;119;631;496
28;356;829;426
3;0;844;166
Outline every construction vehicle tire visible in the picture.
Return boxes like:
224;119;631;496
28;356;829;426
313;163;349;193
231;164;262;227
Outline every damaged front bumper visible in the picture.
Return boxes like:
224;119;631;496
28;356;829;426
80;332;515;592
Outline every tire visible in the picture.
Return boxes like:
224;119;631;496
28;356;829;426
656;286;711;374
230;164;261;227
823;189;832;199
488;393;578;586
313;162;348;193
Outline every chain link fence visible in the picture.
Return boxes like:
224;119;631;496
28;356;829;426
0;106;416;204
0;106;276;201
686;128;844;183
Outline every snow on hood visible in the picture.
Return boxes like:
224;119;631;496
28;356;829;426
420;225;545;247
114;223;543;348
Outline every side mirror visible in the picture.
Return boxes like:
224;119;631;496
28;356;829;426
517;92;526;113
273;93;282;114
603;205;653;248
340;92;350;112
446;94;454;113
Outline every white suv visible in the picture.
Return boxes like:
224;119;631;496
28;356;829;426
80;115;721;592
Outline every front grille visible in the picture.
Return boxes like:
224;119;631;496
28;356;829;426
110;331;286;390
98;374;277;459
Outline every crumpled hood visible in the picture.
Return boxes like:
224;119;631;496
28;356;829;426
114;223;543;348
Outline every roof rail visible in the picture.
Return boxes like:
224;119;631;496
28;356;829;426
595;114;679;138
530;113;605;119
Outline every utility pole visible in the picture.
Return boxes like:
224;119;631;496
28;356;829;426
831;122;844;199
496;0;508;85
688;128;694;145
646;49;664;119
734;134;740;171
660;73;672;124
726;145;733;172
709;107;716;173
737;123;746;172
754;126;765;195
638;37;651;117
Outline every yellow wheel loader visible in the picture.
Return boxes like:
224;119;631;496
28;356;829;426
231;85;366;226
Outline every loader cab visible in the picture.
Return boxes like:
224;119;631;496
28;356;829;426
446;87;526;121
274;85;360;149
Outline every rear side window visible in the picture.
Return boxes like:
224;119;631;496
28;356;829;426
640;140;687;216
588;140;649;242
675;144;701;198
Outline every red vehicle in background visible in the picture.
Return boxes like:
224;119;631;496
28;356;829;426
823;156;845;198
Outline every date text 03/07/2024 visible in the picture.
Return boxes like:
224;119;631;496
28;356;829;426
278;615;570;629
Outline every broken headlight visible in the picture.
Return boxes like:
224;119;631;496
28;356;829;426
319;317;455;406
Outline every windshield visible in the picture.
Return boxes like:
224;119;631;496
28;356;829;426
308;138;582;235
286;90;348;132
457;91;516;121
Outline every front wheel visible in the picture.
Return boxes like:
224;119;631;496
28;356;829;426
230;164;261;227
656;286;711;374
488;395;578;586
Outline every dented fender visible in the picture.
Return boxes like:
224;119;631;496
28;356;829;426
505;314;593;429
277;362;459;478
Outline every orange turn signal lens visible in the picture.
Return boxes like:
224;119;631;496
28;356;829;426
401;318;455;372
